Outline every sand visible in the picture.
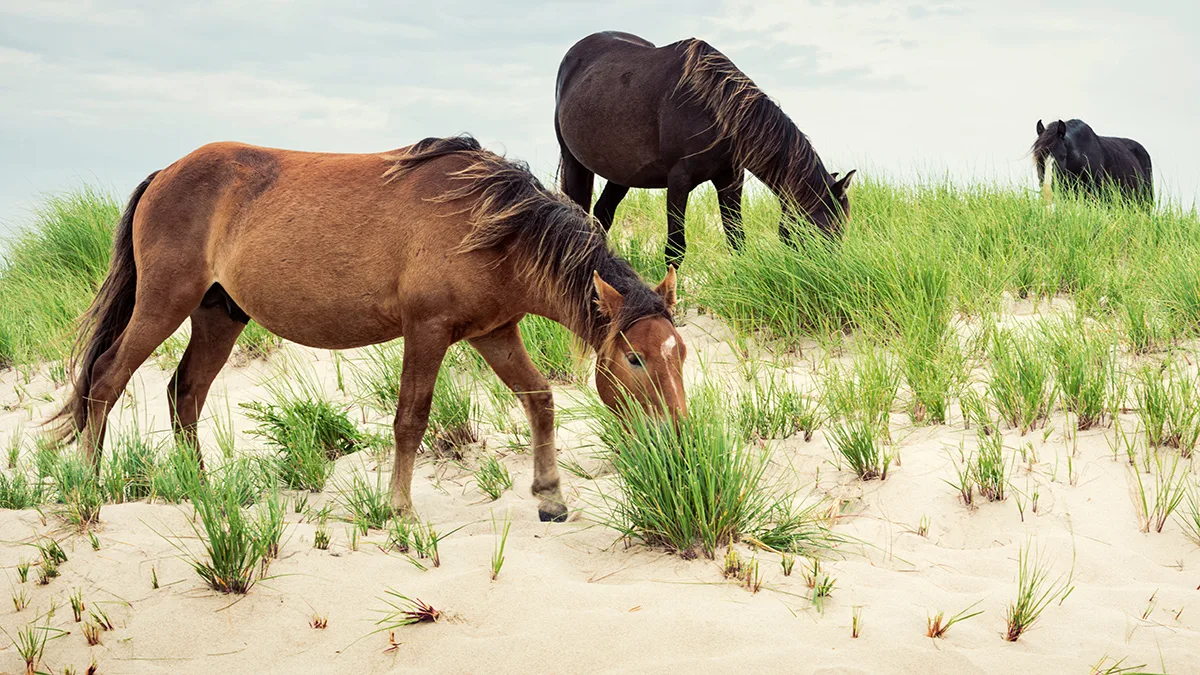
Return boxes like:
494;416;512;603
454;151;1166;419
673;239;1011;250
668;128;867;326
1;303;1198;675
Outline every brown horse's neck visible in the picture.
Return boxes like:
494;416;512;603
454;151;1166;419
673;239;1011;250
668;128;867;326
529;253;668;352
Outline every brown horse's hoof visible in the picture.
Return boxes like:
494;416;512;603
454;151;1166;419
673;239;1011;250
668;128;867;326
538;503;568;523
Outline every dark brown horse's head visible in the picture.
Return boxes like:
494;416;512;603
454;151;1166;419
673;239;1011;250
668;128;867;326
591;268;687;422
781;169;855;237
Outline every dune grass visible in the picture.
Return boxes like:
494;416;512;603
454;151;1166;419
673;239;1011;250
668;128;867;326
587;389;836;559
0;187;283;368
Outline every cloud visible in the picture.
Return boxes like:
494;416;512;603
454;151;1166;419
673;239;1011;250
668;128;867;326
0;0;1197;231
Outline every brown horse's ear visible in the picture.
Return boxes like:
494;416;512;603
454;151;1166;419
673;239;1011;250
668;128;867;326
593;271;624;318
833;169;856;196
1036;119;1045;135
655;266;677;310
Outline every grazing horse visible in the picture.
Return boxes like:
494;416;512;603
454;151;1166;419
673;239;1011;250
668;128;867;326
1032;119;1153;203
555;31;854;268
51;135;687;522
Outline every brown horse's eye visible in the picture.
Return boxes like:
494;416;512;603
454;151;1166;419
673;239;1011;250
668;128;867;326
626;352;644;368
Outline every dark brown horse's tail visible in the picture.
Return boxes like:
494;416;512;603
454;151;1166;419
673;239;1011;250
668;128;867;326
49;170;159;442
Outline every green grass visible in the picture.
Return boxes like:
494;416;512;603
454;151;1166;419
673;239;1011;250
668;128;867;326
426;368;479;457
988;329;1055;434
473;454;512;501
588;390;836;559
735;372;822;441
335;469;392;533
351;340;404;415
51;453;104;529
1041;318;1119;430
518;314;581;383
1004;539;1072;641
829;418;891;480
1134;363;1200;454
0;187;279;367
822;348;899;434
243;392;364;491
0;469;46;509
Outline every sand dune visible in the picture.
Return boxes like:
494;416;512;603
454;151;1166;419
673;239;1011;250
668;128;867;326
1;306;1198;675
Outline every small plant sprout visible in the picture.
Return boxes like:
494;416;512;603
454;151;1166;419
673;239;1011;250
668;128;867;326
38;557;59;585
1004;540;1072;641
973;431;1007;502
90;605;114;631
16;558;30;583
375;590;440;630
387;517;411;554
722;547;745;579
4;620;66;675
780;552;795;577
916;515;930;537
88;531;100;550
1128;451;1189;533
1088;654;1151;675
310;613;328;629
69;587;85;622
83;621;102;646
945;446;975;507
829;418;891;480
812;570;836;613
12;586;30;611
151;566;159;590
474;454;513;501
851;606;863;638
346;526;360;552
743;556;763;594
490;510;512;581
1141;590;1158;620
336;469;392;533
1179;482;1200;546
926;600;983;638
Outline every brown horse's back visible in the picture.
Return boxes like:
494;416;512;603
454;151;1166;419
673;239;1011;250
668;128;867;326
135;142;521;349
556;33;702;188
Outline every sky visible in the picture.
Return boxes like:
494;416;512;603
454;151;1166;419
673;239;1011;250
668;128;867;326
1;0;1197;235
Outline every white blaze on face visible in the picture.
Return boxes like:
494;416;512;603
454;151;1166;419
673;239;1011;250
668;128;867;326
660;334;682;403
661;334;677;361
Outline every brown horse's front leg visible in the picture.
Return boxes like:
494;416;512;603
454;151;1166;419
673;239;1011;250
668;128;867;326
665;171;692;269
468;323;567;522
391;331;451;516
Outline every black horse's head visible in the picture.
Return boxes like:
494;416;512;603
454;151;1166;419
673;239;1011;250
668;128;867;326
1033;119;1102;184
778;168;855;241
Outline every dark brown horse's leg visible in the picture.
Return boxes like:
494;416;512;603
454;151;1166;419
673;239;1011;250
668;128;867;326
593;182;629;231
714;171;744;251
390;329;451;515
558;144;594;213
468;323;566;522
167;303;246;465
82;297;203;465
665;172;692;268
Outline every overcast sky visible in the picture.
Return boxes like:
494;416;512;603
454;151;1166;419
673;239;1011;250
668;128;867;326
1;0;1197;235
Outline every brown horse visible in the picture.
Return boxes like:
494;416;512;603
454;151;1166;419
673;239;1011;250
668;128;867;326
555;31;855;268
51;135;687;522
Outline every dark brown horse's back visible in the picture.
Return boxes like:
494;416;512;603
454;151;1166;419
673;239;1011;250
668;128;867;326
556;32;704;187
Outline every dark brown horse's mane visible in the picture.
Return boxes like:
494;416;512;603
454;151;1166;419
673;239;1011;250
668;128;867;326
386;135;669;346
674;39;821;207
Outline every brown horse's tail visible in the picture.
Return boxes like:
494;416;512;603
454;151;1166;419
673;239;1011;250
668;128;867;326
49;170;160;443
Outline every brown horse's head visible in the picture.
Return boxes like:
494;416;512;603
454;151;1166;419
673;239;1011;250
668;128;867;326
591;267;687;422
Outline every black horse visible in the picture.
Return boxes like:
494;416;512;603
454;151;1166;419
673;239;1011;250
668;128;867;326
1032;119;1152;203
555;31;854;268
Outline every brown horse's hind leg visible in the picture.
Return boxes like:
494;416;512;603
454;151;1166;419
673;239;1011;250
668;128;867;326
82;295;205;465
665;171;692;269
390;328;452;515
468;323;567;522
167;303;246;465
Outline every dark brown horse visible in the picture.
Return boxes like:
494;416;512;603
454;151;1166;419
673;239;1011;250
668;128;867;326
51;135;687;522
1032;119;1153;204
555;31;855;268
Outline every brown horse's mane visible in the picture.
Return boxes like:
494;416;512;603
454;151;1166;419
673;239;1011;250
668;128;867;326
385;135;670;347
674;39;823;208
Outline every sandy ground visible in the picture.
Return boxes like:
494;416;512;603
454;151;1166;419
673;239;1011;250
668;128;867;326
1;302;1198;675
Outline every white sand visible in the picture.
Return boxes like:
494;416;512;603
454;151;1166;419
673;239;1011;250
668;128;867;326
1;305;1198;675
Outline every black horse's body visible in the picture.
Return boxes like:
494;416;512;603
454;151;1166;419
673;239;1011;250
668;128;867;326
555;31;853;267
1032;119;1152;203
